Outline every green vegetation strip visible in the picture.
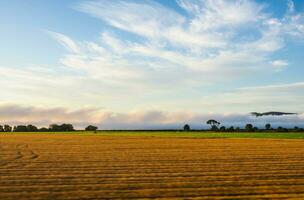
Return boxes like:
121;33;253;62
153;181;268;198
2;131;304;139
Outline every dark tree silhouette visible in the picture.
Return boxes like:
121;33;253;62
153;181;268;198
49;124;75;132
13;125;28;132
0;125;4;132
206;119;220;131
227;126;235;132
61;124;74;131
49;124;61;131
183;124;190;131
277;126;288;132
39;127;49;132
265;123;271;130
245;124;253;132
85;125;98;131
4;125;12;132
27;125;38;132
219;126;226;131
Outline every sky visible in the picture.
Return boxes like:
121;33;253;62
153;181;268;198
0;0;304;129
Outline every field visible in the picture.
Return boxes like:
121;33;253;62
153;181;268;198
1;133;304;199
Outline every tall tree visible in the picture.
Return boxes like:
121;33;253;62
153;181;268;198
206;119;220;130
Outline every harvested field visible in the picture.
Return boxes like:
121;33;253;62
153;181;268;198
1;134;304;199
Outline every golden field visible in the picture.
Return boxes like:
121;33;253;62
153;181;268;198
1;134;304;199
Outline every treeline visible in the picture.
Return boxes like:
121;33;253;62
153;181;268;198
0;120;303;132
182;119;304;132
0;124;98;132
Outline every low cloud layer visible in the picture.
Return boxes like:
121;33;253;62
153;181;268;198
0;104;303;129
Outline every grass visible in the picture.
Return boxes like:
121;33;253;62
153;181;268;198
94;131;304;139
2;130;304;139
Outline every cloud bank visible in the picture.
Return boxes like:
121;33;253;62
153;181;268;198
0;104;303;129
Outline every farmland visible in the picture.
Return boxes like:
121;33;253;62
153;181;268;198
1;133;304;199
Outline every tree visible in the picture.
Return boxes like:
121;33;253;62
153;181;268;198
245;124;253;132
39;127;49;132
0;125;4;132
227;126;235;132
206;119;220;131
4;125;12;132
183;124;190;131
85;125;98;131
265;123;271;130
14;125;28;132
61;124;74;131
277;126;288;132
49;124;61;131
49;124;75;132
219;126;226;131
27;125;38;132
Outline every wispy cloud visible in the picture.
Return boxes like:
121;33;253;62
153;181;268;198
1;0;304;117
67;0;304;87
46;31;81;54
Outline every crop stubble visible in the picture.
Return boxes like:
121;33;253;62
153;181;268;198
0;134;304;199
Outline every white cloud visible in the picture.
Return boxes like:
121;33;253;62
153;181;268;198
177;0;266;31
238;81;304;93
68;0;304;86
1;0;304;117
270;60;289;72
75;0;185;39
46;31;81;54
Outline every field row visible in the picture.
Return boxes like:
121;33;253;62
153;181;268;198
1;134;304;199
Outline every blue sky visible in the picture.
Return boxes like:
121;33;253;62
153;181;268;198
0;0;304;128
